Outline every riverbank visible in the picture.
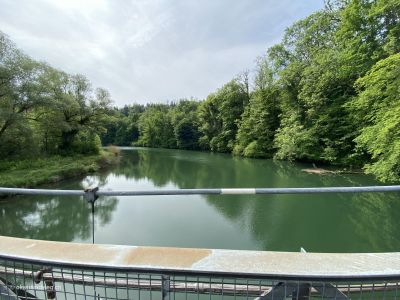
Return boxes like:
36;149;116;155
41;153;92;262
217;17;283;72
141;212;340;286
0;150;119;188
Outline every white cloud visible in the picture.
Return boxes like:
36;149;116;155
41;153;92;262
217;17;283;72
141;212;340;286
0;0;324;105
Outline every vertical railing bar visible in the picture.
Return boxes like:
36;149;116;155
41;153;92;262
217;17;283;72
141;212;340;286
13;260;17;299
245;278;249;300
149;274;152;300
103;271;107;300
372;282;375;300
114;271;118;300
173;275;176;300
21;261;27;300
209;276;212;300
92;268;96;300
221;277;224;300
82;269;87;300
196;276;199;300
126;272;129;300
185;275;188;300
60;267;67;300
382;281;387;300
234;277;237;300
72;269;78;300
30;263;38;299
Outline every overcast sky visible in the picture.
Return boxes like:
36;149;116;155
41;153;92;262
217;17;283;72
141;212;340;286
0;0;324;106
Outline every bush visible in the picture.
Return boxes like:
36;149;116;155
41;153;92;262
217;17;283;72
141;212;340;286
70;131;101;155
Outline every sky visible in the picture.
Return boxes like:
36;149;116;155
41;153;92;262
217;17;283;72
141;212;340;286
0;0;324;106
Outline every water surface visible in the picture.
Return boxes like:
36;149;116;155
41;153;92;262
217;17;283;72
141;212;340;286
1;147;399;253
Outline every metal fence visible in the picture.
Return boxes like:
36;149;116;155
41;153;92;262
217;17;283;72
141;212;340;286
1;185;400;299
1;253;400;300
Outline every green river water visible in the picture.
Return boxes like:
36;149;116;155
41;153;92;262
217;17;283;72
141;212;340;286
1;147;399;253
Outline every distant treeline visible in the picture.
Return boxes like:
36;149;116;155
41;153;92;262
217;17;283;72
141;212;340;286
102;0;400;182
0;33;113;157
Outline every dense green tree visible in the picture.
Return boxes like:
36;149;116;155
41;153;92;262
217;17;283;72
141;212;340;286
270;9;345;162
234;59;280;158
0;33;50;156
370;0;400;55
136;104;176;148
171;100;201;150
39;69;112;154
349;53;400;181
234;89;280;158
199;80;248;152
0;32;113;158
101;104;144;146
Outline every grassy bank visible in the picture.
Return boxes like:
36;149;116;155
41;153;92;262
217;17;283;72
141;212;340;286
0;150;119;188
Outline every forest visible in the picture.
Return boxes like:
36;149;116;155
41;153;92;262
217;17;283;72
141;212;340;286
102;0;400;182
1;0;399;183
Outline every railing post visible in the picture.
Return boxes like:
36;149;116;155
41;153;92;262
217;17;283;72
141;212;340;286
292;283;310;300
161;275;170;300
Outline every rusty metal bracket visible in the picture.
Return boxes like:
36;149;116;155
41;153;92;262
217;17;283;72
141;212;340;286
33;268;52;284
34;268;56;299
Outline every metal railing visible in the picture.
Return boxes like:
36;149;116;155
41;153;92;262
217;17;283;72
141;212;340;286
1;185;400;197
1;185;400;299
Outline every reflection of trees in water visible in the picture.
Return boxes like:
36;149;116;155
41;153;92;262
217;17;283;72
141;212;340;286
206;191;400;252
113;148;400;252
346;192;400;251
0;191;118;242
114;149;298;188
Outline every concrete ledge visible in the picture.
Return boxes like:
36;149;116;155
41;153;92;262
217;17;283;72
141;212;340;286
1;236;400;279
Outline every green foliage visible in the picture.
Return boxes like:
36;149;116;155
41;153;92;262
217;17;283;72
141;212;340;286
101;104;144;146
71;131;102;155
349;53;400;181
172;100;201;150
199;80;248;152
136;105;176;148
0;31;113;158
234;88;280;158
370;0;400;55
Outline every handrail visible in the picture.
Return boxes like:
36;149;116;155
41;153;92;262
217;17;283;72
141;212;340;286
1;236;400;281
0;185;400;197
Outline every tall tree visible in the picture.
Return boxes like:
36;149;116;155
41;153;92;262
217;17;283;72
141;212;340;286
199;80;248;152
349;53;400;181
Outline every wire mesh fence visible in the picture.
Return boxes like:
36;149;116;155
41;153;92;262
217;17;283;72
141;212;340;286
1;256;400;300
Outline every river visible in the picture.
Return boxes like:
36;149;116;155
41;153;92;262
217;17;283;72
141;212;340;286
1;147;399;253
